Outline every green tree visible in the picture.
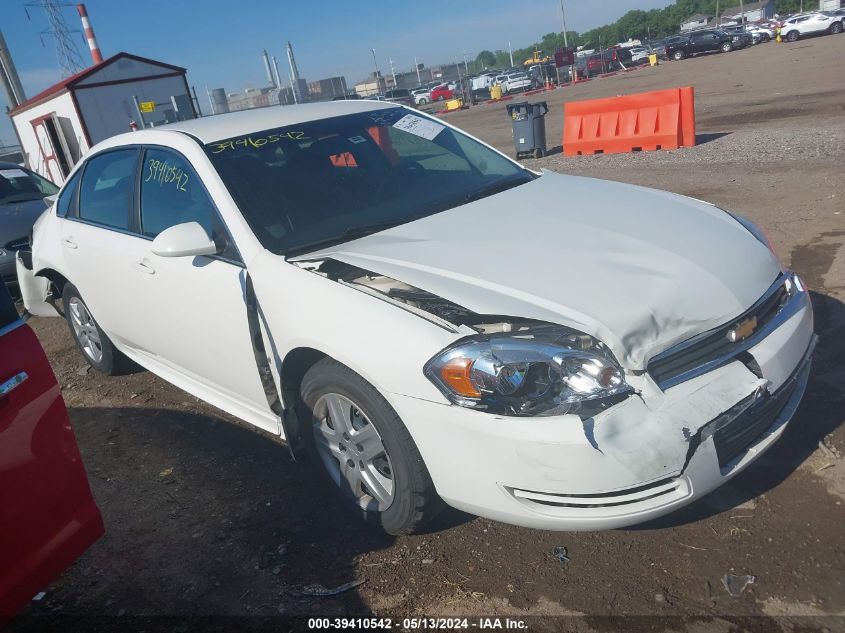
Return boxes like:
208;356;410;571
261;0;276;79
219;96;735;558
476;50;497;69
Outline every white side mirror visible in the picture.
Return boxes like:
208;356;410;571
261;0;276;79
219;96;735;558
151;221;218;258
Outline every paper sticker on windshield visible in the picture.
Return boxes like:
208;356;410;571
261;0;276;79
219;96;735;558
0;168;28;179
392;114;444;141
348;135;367;144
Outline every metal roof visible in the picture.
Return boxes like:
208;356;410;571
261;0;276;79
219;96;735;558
721;0;771;17
9;52;186;116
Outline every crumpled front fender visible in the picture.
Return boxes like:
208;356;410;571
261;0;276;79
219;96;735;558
16;253;59;318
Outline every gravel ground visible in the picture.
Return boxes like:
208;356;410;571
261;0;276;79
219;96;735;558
9;32;845;633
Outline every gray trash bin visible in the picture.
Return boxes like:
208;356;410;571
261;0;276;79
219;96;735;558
506;101;549;159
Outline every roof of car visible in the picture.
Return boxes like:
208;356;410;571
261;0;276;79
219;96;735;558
0;161;27;170
157;100;399;143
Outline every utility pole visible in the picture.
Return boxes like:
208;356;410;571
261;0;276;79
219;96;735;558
508;41;514;67
559;0;569;48
370;48;381;94
739;0;744;24
389;57;397;88
462;51;469;74
716;0;720;27
414;56;421;84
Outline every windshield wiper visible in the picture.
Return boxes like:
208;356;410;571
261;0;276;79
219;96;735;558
283;218;414;259
464;174;533;203
0;194;47;205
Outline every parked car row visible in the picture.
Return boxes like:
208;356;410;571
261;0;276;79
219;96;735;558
659;10;844;63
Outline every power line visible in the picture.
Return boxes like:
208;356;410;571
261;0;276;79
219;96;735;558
25;0;86;76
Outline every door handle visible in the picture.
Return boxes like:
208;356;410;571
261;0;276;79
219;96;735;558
61;238;77;249
0;372;28;398
133;261;155;275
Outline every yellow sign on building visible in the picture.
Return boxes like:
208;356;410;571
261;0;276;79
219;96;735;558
139;101;156;113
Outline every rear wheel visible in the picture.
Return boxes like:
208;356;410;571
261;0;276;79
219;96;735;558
786;30;799;42
419;97;429;105
672;50;685;61
62;283;132;375
300;358;443;535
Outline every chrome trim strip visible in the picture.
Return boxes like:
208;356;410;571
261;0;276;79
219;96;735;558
0;371;28;397
649;273;807;390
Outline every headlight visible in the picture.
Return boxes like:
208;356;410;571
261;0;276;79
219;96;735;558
424;325;633;417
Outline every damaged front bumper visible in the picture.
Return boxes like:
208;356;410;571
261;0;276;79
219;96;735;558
390;287;815;531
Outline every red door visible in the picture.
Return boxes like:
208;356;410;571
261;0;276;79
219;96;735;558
0;284;104;622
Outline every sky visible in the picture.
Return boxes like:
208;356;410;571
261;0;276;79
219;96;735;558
0;0;675;146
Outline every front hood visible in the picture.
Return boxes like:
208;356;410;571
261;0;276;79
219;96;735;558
0;198;50;246
296;172;780;369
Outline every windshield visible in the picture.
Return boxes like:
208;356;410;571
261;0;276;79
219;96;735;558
206;107;532;256
0;166;59;205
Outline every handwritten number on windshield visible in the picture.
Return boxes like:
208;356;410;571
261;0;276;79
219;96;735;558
209;131;308;154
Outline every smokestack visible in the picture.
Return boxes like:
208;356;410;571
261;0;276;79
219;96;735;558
286;41;302;103
0;29;26;107
271;56;283;92
76;4;103;65
262;49;277;89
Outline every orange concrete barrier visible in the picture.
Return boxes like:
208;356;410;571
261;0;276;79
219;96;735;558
563;86;696;156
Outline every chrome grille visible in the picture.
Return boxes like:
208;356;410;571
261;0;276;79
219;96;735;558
648;275;794;390
712;339;813;467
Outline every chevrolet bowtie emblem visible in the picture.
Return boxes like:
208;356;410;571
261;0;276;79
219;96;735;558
727;316;758;343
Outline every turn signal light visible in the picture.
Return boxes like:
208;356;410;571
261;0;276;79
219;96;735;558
439;357;481;398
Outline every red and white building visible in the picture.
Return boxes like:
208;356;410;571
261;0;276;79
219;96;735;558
9;52;196;184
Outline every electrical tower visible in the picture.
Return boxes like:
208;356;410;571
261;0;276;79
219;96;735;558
25;0;86;76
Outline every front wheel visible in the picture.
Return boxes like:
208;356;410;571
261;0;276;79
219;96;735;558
300;358;443;535
62;283;132;375
786;30;799;42
720;42;733;52
419;97;429;105
673;50;685;61
830;22;843;34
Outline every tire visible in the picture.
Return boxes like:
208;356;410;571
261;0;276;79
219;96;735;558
762;34;771;42
786;30;799;42
436;95;444;101
672;50;685;61
299;357;443;535
831;22;843;34
419;98;429;105
62;283;132;375
720;42;733;53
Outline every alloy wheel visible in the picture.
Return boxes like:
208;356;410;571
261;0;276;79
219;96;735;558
312;393;395;511
68;297;103;363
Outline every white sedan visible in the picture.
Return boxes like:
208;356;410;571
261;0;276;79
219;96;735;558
18;102;815;534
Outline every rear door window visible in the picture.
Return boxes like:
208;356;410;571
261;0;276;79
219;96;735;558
78;149;138;230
